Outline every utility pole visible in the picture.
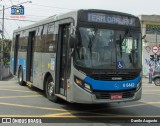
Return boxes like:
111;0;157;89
156;31;157;45
1;5;4;80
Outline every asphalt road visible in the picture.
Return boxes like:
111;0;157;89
0;78;159;126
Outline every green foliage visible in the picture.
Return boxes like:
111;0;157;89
0;38;12;66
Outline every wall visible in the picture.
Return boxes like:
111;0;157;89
143;44;160;76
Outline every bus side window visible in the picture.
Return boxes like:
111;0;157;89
19;30;27;52
45;23;56;53
35;25;44;52
12;33;16;52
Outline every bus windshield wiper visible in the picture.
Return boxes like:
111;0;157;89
87;28;98;65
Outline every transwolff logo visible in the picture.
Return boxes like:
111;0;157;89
112;77;122;80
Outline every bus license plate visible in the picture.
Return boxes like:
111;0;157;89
110;94;122;100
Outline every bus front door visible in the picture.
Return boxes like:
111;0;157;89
26;31;35;82
56;24;70;96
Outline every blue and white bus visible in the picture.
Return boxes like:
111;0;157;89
10;9;142;103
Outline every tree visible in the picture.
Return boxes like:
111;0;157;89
0;38;12;66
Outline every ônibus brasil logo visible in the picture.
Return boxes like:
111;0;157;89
11;5;24;15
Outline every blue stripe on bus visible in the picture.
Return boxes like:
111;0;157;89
84;76;141;91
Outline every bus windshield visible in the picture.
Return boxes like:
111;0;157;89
75;27;141;69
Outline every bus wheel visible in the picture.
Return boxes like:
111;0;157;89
45;76;59;102
18;67;25;86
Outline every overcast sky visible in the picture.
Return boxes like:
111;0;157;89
0;0;160;39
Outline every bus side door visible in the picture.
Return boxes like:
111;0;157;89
56;23;71;96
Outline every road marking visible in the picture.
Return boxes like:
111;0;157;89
142;85;158;87
0;86;18;87
0;115;42;117
0;115;159;118
43;112;73;117
0;89;35;93
43;111;118;117
0;95;41;99
143;93;160;95
42;115;160;118
144;101;160;104
0;102;115;116
108;102;160;109
0;102;70;112
77;101;160;113
0;101;159;118
44;102;160;117
143;91;160;92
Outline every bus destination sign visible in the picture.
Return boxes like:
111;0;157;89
88;13;136;26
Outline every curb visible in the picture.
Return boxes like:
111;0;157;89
2;75;14;81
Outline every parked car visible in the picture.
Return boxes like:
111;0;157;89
152;66;160;86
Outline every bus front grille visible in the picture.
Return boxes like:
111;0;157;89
93;90;135;99
90;72;138;81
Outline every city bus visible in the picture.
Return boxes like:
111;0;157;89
10;9;142;103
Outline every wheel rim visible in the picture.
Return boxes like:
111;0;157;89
47;82;55;96
155;79;160;85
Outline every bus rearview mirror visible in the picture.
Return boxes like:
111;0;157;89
142;35;146;40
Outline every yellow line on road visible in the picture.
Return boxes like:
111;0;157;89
43;112;74;117
0;102;116;116
0;102;70;112
0;115;159;118
43;111;117;117
78;101;160;113
48;103;147;116
144;101;160;104
0;115;43;117
43;115;160;118
0;101;159;118
143;90;160;92
43;102;160;117
108;102;160;109
143;93;160;95
0;86;18;87
0;95;41;99
0;89;35;93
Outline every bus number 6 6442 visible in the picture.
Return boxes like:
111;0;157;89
123;83;135;88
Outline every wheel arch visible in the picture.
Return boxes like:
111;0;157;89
43;72;53;91
153;76;160;81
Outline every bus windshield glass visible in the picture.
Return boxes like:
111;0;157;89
75;27;141;69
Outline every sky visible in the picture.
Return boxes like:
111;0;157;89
0;0;160;39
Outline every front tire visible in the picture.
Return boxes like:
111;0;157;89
45;76;59;102
154;78;160;86
18;67;25;86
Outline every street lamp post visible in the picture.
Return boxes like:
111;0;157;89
0;5;4;80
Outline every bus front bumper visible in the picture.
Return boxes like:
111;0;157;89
72;83;142;104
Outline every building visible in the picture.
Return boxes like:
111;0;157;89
139;15;160;76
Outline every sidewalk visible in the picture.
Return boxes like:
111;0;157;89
142;77;154;85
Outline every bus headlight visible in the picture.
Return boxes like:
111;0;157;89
74;76;92;93
75;77;83;86
136;80;142;91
